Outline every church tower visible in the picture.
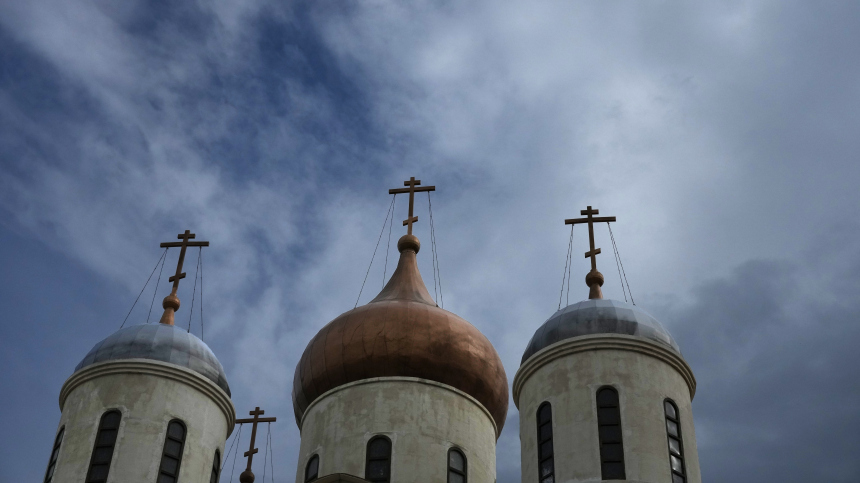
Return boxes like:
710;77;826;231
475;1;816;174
292;178;508;483
46;231;234;483
512;207;701;483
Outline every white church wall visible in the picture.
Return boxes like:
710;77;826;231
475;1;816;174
513;334;701;483
296;377;497;483
52;359;234;483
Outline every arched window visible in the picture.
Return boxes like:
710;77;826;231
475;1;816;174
365;436;392;483
86;410;122;483
158;420;187;483
305;454;320;482
43;426;64;483
664;399;686;483
210;449;221;483
596;387;626;480
448;448;467;483
536;402;554;483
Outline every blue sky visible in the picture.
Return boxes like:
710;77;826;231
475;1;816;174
2;1;860;482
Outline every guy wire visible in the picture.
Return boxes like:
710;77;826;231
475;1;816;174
559;225;574;310
356;195;396;308
146;248;169;324
122;247;168;329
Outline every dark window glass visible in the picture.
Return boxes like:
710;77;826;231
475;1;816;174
536;402;554;483
664;399;687;483
365;436;391;483
448;448;467;483
86;410;122;483
596;387;626;480
44;427;65;483
158;421;186;483
210;450;221;483
305;455;319;482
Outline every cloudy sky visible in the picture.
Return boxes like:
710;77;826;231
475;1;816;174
2;1;860;482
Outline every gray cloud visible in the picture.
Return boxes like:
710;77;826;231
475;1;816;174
1;1;859;482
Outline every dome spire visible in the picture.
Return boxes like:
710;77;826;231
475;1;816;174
157;229;209;325
372;176;438;305
565;206;617;299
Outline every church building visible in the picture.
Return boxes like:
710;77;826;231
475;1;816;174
41;179;701;483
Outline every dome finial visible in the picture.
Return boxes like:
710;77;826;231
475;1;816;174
388;176;436;236
157;230;209;325
565;205;617;300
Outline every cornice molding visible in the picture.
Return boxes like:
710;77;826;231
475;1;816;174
512;334;696;408
60;358;235;436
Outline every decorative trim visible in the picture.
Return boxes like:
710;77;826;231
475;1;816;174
512;334;696;407
59;359;235;436
299;376;498;437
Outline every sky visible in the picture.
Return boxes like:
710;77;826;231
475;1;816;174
1;1;859;482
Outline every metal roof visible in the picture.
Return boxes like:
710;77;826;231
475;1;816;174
521;299;682;365
75;323;230;396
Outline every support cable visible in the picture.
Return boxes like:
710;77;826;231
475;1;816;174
427;192;443;308
200;247;204;341
607;223;635;305
229;424;244;483
187;247;201;332
262;423;271;482
121;248;168;329
427;192;439;306
356;196;396;308
267;424;276;482
608;223;628;303
146;248;169;324
559;225;574;310
382;195;397;288
222;423;241;475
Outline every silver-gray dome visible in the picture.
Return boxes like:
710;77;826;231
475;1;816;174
522;299;681;364
75;324;231;396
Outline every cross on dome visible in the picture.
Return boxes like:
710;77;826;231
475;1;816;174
235;406;277;483
389;176;435;235
565;206;617;300
157;229;209;325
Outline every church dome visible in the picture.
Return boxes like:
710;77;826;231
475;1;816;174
75;323;231;396
521;299;681;364
292;234;509;437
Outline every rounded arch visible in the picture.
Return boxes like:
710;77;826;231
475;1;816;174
305;454;320;482
664;398;686;483
85;409;122;483
596;387;625;480
210;449;221;483
43;425;65;483
536;402;554;483
365;435;392;483
447;447;467;483
158;419;187;483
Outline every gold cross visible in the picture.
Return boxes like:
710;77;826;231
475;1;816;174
565;206;616;272
159;230;209;294
388;177;435;235
236;406;277;478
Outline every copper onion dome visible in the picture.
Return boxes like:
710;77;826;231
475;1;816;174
292;234;509;437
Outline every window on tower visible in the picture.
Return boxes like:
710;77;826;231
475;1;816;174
664;399;687;483
365;436;392;483
305;454;320;482
210;449;221;483
43;426;64;483
85;410;122;483
536;402;555;483
596;387;626;480
157;420;187;483
448;448;467;483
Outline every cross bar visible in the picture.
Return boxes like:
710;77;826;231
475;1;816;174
388;176;436;235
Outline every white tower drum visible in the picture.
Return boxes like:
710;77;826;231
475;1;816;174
46;322;235;483
513;298;700;483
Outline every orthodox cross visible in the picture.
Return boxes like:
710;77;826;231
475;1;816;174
236;407;277;483
389;177;435;235
565;206;616;271
565;206;616;299
159;230;209;294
